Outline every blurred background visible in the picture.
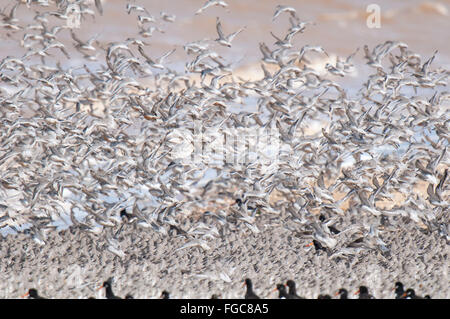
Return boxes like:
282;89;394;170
2;0;449;76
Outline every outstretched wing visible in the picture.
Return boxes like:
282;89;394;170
216;17;225;39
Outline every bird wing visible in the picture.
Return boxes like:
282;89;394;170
228;27;245;42
216;17;225;38
95;0;103;15
158;48;176;64
138;45;155;64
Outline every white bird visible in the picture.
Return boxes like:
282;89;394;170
138;46;176;69
215;17;246;48
196;0;228;15
126;3;149;15
175;239;211;252
296;45;329;63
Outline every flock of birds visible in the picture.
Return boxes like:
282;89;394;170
0;0;449;298
21;278;431;299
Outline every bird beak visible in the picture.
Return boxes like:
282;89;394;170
305;242;313;247
354;290;360;295
21;292;29;298
334;291;340;296
97;284;104;291
401;292;407;298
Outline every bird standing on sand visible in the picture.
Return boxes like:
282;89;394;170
403;289;429;299
22;288;45;299
98;278;121;299
336;288;348;299
275;284;290;299
286;280;305;299
160;290;170;299
305;239;327;253
244;278;260;299
355;286;375;299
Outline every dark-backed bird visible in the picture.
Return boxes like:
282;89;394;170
98;278;121;299
336;288;348;299
355;286;375;299
403;289;428;299
160;290;170;299
244;278;260;299
394;282;405;299
286;280;305;299
22;288;45;299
